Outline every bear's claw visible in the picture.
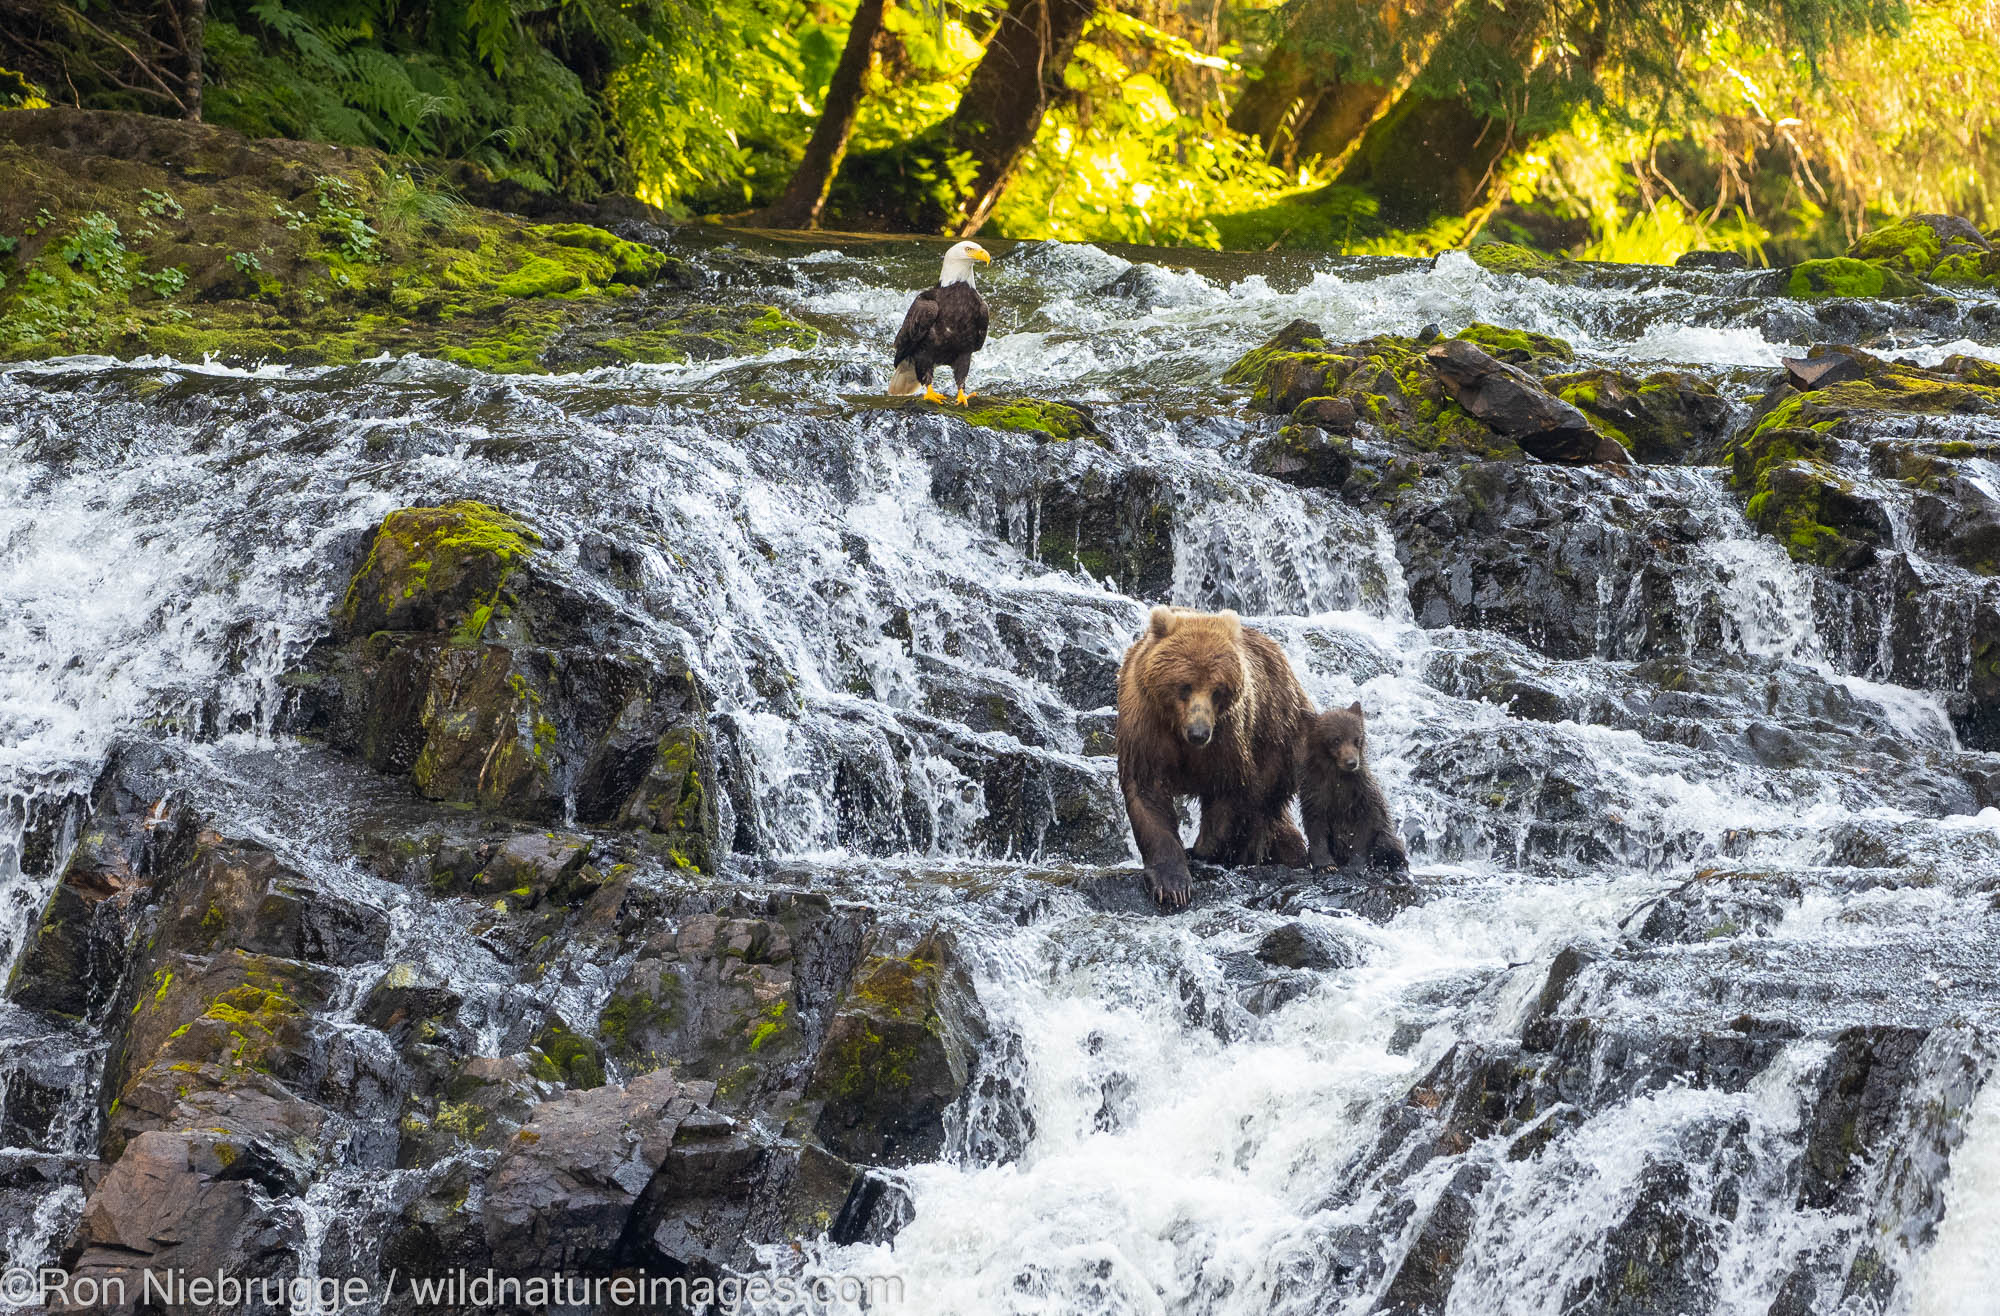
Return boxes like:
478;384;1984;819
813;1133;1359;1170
1146;864;1193;910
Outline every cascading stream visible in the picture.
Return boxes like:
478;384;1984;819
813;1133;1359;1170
2;236;1998;1315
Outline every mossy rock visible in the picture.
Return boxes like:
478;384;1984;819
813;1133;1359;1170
807;932;984;1165
554;304;818;369
1453;322;1574;368
1547;368;1733;465
1847;215;1991;278
1744;462;1889;568
337;501;538;639
529;1020;606;1090
1786;258;1924;299
1931;250;2000;288
956;397;1101;444
1224;318;1517;462
1466;243;1578;282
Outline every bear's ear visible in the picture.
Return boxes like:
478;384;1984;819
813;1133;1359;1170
1148;606;1178;639
1215;609;1242;635
1348;700;1364;716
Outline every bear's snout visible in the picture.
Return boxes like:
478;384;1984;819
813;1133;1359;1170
1184;715;1214;746
1338;749;1361;772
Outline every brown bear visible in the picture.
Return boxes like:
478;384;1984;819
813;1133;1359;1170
1297;702;1408;875
1116;606;1312;908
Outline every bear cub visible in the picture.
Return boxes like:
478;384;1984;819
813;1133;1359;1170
1297;702;1408;876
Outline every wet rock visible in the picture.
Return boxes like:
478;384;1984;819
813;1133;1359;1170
7;750;198;1020
1031;464;1176;596
808;930;987;1165
1783;354;1867;392
1223;320;1520;464
1393;462;1698;661
1293;395;1359;432
397;1054;554;1167
601;894;869;1117
1374;1161;1490;1315
1630;873;1802;946
1561;1159;1720;1316
1797;1026;1927;1208
1255;920;1358;971
1674;250;1748;270
1425;340;1617;465
152;831;389;968
68;1130;305;1311
337;501;537;638
359;962;464;1039
1544;368;1735;464
638;1137;880;1272
1247;423;1354;489
105;949;340;1152
288;504;720;865
480;1069;708;1272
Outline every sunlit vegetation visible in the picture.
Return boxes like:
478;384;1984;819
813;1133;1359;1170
2;0;1994;259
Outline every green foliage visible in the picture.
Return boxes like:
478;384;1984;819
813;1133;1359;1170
137;266;189;297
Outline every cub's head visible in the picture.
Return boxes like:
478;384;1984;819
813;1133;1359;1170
1305;703;1369;774
1141;606;1249;748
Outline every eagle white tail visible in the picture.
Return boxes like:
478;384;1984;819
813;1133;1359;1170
887;361;922;395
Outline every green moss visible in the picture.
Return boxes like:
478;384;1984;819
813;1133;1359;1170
956;399;1100;443
0;124;696;373
530;1021;604;1089
493;256;586;298
1849;220;1944;274
748;998;789;1051
1931;252;2000;287
338;499;537;635
1468;243;1551;275
1787;258;1923;299
1453;322;1574;362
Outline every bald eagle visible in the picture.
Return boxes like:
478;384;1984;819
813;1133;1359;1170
889;240;991;405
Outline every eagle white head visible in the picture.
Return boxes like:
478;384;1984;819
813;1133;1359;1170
939;240;992;287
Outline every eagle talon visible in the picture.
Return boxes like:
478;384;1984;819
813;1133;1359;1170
955;390;973;406
922;386;947;404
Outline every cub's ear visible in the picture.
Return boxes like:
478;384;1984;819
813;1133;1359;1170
1148;606;1178;639
1216;609;1242;635
1348;700;1364;716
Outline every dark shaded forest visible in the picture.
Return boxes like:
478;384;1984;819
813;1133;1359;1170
2;0;1996;260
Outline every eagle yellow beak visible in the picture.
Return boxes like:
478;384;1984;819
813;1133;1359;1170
970;247;992;264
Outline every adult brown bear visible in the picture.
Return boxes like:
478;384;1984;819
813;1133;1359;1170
1116;606;1313;908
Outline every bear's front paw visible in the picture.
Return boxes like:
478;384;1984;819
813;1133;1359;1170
1146;863;1193;910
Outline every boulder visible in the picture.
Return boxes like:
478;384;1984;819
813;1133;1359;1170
1545;368;1735;465
479;1069;708;1272
68;1131;305;1309
1424;340;1621;465
807;931;987;1164
288;503;720;867
1244;423;1353;489
1783;354;1868;392
1674;250;1749;270
1223;320;1519;463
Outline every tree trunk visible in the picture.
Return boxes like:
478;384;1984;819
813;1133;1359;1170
950;0;1097;235
1333;91;1515;226
1330;5;1542;229
181;0;203;120
1229;0;1459;169
749;0;886;228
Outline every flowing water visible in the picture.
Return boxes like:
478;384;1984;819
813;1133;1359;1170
2;236;1999;1314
